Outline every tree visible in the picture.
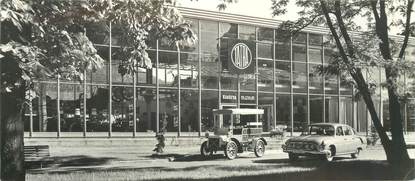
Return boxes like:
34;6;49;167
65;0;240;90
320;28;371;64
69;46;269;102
0;0;196;180
269;0;414;168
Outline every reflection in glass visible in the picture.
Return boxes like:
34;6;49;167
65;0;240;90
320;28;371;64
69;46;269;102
181;90;199;132
309;64;323;94
309;33;323;46
30;83;58;132
201;20;219;54
239;25;256;40
275;43;290;60
310;95;323;123
339;97;353;126
275;61;291;92
293;32;306;44
325;96;339;123
259;93;274;132
201;91;218;132
60;84;83;132
294;95;308;131
276;94;291;127
309;49;322;63
111;86;134;132
257;27;273;42
293;62;307;93
293;45;306;62
85;85;109;132
158;51;179;87
258;43;273;59
159;89;178;132
180;53;199;88
258;59;273;92
325;74;338;94
220;22;237;39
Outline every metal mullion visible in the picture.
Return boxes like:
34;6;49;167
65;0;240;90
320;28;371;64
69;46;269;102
218;22;222;109
108;19;113;138
273;30;277;128
338;69;341;124
133;64;137;137
322;45;326;123
237;24;240;109
177;49;181;136
156;41;160;134
198;20;202;137
255;27;259;123
83;70;87;137
290;36;294;136
57;76;60;137
306;33;310;125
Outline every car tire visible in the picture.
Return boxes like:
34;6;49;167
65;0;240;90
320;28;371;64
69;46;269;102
288;153;299;161
351;148;360;159
225;141;238;160
323;146;335;162
200;141;212;157
254;140;265;157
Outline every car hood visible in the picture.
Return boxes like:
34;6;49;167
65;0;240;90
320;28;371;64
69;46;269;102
287;135;332;144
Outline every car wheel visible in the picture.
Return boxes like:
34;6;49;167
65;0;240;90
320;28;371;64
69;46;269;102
351;149;360;159
254;140;265;157
323;146;335;162
200;141;212;157
225;141;238;160
288;153;299;161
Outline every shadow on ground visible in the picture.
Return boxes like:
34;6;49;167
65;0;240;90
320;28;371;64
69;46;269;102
26;155;117;172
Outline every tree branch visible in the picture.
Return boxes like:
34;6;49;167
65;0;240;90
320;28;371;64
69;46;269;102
333;0;356;58
398;0;414;59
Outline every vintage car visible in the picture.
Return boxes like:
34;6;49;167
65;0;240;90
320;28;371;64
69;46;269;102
282;123;365;161
200;108;267;160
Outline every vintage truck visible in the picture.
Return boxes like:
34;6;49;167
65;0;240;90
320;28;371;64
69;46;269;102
200;108;267;160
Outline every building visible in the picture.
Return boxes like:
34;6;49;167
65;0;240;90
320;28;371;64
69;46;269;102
23;7;415;138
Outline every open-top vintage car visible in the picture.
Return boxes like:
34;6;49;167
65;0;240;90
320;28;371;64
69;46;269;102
282;123;365;161
200;108;267;160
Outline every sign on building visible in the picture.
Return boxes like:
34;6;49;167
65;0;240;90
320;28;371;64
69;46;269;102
222;39;256;74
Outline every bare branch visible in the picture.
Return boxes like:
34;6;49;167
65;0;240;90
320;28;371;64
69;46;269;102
398;0;414;59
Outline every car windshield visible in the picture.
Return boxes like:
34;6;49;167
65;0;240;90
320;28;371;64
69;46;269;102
308;125;335;136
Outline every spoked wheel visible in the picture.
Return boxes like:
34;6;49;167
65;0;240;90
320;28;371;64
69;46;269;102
288;153;299;161
351;148;360;159
200;141;212;157
322;146;335;162
225;141;238;160
254;140;265;157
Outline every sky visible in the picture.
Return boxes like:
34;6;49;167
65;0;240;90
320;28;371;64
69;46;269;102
176;0;299;21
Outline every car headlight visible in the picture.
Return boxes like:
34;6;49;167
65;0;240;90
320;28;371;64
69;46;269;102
205;132;209;138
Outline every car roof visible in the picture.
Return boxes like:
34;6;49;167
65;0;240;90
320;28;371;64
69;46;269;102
212;108;264;115
309;123;351;127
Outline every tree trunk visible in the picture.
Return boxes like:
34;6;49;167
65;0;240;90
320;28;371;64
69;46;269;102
1;91;26;181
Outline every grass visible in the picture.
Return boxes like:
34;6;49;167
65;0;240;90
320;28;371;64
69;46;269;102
27;159;414;181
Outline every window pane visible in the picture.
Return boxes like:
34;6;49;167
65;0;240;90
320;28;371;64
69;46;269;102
60;84;83;134
181;90;199;132
339;97;353;126
86;23;109;45
258;43;273;59
221;72;237;90
111;86;134;132
258;59;273;92
158;51;179;87
325;74;338;94
87;46;108;84
180;53;199;88
201;90;218;132
112;47;133;85
275;43;290;60
86;85;109;132
294;95;307;131
201;20;218;54
309;49;322;64
201;54;219;89
293;45;306;62
276;94;291;127
309;33;323;46
240;75;256;91
259;93;274;132
325;96;339;123
309;64;323;94
310;95;323;123
137;88;156;132
257;27;273;42
239;25;256;40
159;89;178;132
293;62;307;93
293;32;306;45
31;83;58;133
220;22;237;39
275;61;291;92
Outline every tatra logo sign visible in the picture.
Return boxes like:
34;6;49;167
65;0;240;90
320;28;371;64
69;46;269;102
231;43;252;70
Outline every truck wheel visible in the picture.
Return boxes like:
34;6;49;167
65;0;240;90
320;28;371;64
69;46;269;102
254;140;265;157
288;153;299;161
225;141;238;160
200;141;212;157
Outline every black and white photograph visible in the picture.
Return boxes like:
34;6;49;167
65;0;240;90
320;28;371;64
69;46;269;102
0;0;415;180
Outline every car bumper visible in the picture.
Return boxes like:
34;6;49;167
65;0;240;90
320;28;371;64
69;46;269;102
282;145;329;155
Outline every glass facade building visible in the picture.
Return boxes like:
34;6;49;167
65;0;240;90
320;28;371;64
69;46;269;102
23;7;415;138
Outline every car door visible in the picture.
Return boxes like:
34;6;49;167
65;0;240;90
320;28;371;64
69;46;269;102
348;126;363;151
335;126;347;153
343;126;355;153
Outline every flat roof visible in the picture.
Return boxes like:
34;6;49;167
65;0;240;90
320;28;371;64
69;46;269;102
212;108;264;115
